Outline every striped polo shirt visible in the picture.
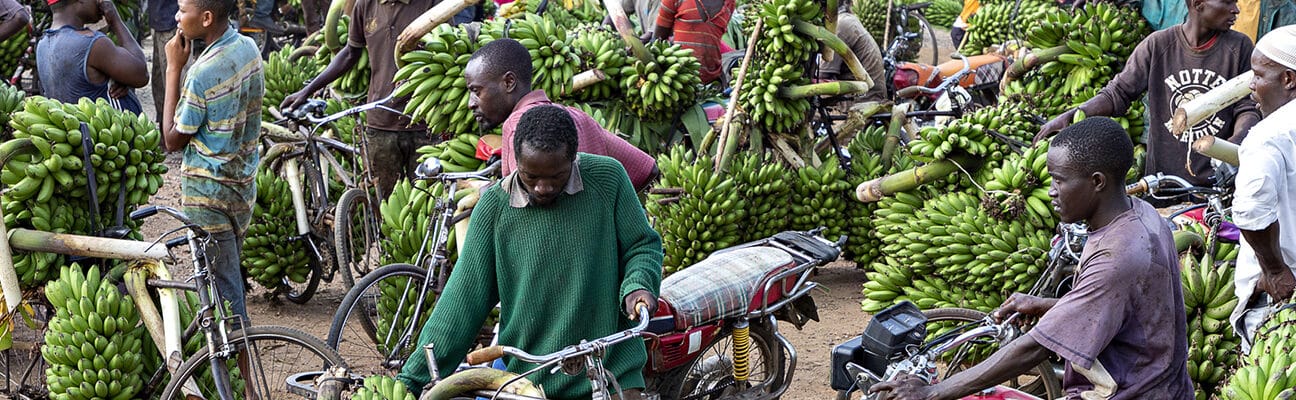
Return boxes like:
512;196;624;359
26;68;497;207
175;26;265;234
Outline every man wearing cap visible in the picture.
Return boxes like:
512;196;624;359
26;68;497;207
36;0;147;114
1229;25;1296;352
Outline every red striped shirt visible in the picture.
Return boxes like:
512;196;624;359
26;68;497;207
656;0;736;83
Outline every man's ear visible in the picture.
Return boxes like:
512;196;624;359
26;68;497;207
1090;171;1108;193
1284;69;1296;90
502;71;517;93
201;9;213;27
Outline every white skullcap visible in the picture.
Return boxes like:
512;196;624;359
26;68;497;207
1257;25;1296;72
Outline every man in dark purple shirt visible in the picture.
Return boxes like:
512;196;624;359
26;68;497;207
872;117;1192;400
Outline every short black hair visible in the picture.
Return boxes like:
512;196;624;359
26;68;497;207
514;105;578;160
469;38;533;86
197;0;234;21
1052;117;1134;182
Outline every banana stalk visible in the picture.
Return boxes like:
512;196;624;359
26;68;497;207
8;228;170;260
1172;71;1253;138
793;20;873;89
0;138;34;314
880;102;910;172
262;121;298;141
1000;45;1069;92
1190;135;1239;167
815;101;889;154
601;0;651;61
323;0;349;51
421;368;545;400
124;265;165;357
712;18;763;169
1174;230;1204;253
289;45;320;62
567;69;607;96
717;111;747;172
855;153;980;202
395;0;483;59
824;0;839;62
777;81;872;99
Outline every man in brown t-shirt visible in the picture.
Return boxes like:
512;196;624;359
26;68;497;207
873;118;1192;400
1035;0;1261;188
282;0;474;199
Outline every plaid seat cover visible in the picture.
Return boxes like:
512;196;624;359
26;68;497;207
660;247;795;328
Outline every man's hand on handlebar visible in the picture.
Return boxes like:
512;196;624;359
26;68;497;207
281;89;314;114
623;289;657;320
868;373;936;400
993;293;1055;326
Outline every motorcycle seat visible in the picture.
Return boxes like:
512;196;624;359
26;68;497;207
658;246;796;330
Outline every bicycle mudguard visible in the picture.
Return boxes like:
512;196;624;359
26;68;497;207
421;368;545;400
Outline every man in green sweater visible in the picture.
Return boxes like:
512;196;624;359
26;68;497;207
397;105;664;399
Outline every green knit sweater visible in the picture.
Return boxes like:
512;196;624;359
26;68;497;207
397;154;664;399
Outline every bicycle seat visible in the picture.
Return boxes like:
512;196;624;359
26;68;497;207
658;247;796;330
288;99;328;120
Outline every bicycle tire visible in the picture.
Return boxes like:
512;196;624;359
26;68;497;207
159;325;347;399
326;263;436;377
914;13;939;67
334;187;382;291
652;319;787;399
922;308;1063;399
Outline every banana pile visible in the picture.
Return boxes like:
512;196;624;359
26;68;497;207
264;45;322;120
42;264;147;400
906;100;1040;163
735;61;812;134
415;133;485;173
619;41;702;122
0;28;28;81
379;178;452;267
924;0;961;28
351;375;416;400
852;0;922;60
790;156;851;240
843;125;917;268
957;0;1055;55
325;97;361;144
241;166;314;290
731;150;792;243
509;14;583;99
313;16;371;99
570;24;630;102
3;96;167;286
394;23;483;136
647;146;744;275
979;141;1055;230
0;82;24;138
375;273;437;357
1222;309;1296;400
1180;249;1241;399
757;0;823;66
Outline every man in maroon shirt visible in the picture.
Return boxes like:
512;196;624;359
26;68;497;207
465;38;659;191
874;118;1192;400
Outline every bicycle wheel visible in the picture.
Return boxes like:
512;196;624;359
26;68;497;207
653;319;787;399
922;308;1062;399
326;263;436;377
334;187;382;291
282;159;331;304
160;325;347;399
914;13;939;67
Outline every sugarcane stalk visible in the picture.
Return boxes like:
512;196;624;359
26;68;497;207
567;69;607;96
793;20;873;89
713;18;763;168
879;102;911;171
824;0;839;62
0;139;34;315
1190;135;1240;166
855;153;981;202
323;0;349;51
814;101;890;154
999;45;1069;92
1172;71;1254;138
777;81;872;99
396;0;482;58
602;0;651;62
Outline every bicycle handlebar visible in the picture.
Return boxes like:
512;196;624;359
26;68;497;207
415;159;503;182
1125;173;1219;198
129;205;210;238
466;307;651;366
898;53;973;99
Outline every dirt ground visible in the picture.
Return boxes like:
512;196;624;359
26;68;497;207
121;26;958;399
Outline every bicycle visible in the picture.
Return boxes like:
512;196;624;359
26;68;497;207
326;156;501;377
259;92;395;303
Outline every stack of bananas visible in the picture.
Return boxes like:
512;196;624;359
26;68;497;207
352;375;416;400
732;150;792;243
843;125;917;268
509;14;583;99
789;156;851;240
619;41;702;121
264;45;322;121
0;82;24;138
924;0;961;27
0;28;27;81
1222;308;1296;400
312;15;371;99
414;133;485;172
241;167;314;290
757;0;823;66
906;99;1040;162
957;0;1055;55
861;189;928;313
324;98;361;145
735;61;811;134
852;0;922;60
569;24;630;102
979;141;1055;230
42;264;147;400
375;273;436;357
394;23;483;136
647;146;744;275
1180;248;1241;399
379;178;452;267
3;96;167;286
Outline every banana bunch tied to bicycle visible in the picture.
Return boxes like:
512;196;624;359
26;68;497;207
1179;247;1242;399
790;155;851;240
241;166;315;290
415;133;485;173
843;125;918;269
0;82;25;137
923;0;961;28
42;264;148;400
1222;307;1296;400
352;375;416;400
647;146;744;275
264;45;322;121
905;99;1039;163
956;0;1056;55
732;150;793;243
3;96;168;286
731;0;822;134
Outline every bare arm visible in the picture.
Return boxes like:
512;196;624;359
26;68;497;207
1244;222;1295;300
0;6;28;42
88;0;148;88
1228;110;1261;144
280;44;363;110
869;335;1054;400
162;34;191;152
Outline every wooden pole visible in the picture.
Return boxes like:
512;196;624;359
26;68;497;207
712;18;764;169
1190;135;1240;166
1172;71;1253;138
0;138;34;316
395;0;483;57
602;0;651;61
8;229;171;260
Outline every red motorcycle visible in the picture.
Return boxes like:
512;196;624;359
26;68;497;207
642;229;844;399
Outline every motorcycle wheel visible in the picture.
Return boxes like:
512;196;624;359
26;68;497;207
653;319;787;400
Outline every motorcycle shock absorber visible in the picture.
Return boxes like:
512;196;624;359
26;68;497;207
732;319;751;383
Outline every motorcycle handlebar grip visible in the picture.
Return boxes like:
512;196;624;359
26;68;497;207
1125;180;1148;195
897;86;922;98
466;346;505;365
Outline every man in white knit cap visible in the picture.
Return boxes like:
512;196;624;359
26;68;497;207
1230;24;1296;352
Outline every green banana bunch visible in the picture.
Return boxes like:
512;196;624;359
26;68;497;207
379;178;450;267
734;59;812;134
351;375;416;400
264;45;323;121
619;41;702;121
0;82;25;139
569;24;630;102
978;140;1055;230
957;0;1056;55
393;23;484;137
42;264;146;400
242;166;314;290
1179;249;1241;399
906;99;1041;163
647;146;744;275
312;16;371;99
0;28;28;83
1221;307;1296;400
508;13;583;99
924;0;961;27
757;0;823;66
844;125;918;268
3;96;167;287
414;133;485;172
732;150;792;243
324;98;362;145
789;156;851;240
861;188;931;313
852;0;923;60
375;273;437;357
